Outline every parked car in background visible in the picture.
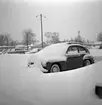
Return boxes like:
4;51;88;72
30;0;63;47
26;48;42;54
7;50;27;54
7;45;28;54
28;42;95;73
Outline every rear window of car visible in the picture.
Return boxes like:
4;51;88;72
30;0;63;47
66;46;78;54
78;46;89;53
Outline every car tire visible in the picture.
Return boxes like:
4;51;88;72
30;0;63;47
84;59;91;66
50;64;60;73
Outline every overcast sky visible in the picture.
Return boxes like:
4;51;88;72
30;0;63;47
0;0;102;42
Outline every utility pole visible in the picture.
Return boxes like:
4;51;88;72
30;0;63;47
78;31;80;36
36;14;46;48
78;30;82;44
27;33;28;51
40;14;43;48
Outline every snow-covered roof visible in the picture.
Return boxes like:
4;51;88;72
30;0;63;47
36;42;87;56
35;43;68;58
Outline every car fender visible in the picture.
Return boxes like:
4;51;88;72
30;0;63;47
41;56;67;71
83;54;95;63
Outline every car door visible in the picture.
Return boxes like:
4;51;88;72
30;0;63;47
66;46;82;70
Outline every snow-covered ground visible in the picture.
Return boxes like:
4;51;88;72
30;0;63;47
90;49;102;57
0;53;102;105
89;49;102;62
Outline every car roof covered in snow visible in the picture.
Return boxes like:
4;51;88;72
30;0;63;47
34;42;86;58
48;42;86;48
44;42;85;47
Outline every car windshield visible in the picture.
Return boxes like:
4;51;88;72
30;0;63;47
37;43;68;56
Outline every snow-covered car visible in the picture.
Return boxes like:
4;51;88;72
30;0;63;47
26;48;42;54
7;50;27;54
28;43;95;73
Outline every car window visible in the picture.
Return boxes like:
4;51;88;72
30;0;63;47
78;46;88;53
67;46;78;54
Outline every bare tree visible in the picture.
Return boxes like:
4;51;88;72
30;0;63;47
0;34;12;46
0;35;4;46
96;32;102;49
97;32;102;42
45;32;60;44
22;29;36;50
74;35;83;43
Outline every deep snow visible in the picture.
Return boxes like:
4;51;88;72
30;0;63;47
0;54;102;105
89;49;102;57
33;43;68;62
89;49;102;62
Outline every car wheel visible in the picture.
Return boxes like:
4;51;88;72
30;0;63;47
50;64;60;73
84;59;91;66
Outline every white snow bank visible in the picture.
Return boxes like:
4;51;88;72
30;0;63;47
89;49;102;62
90;49;102;57
0;54;30;67
0;55;102;105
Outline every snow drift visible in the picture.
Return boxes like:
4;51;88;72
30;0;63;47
28;43;68;65
0;54;102;105
90;49;102;62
